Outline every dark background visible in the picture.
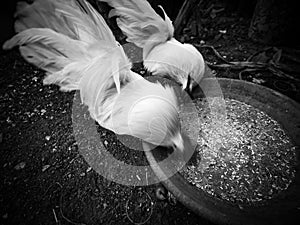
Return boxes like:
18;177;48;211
1;0;300;50
0;1;17;53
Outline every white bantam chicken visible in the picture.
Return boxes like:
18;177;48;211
3;0;193;159
99;0;206;94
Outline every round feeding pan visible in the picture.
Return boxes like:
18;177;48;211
145;78;300;225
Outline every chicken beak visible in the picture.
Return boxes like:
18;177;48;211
183;75;199;99
172;132;195;163
172;132;185;153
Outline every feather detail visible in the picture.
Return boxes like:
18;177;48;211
109;78;180;146
100;0;205;92
157;5;174;36
144;38;205;90
100;0;174;57
14;0;116;44
3;0;123;92
3;28;88;74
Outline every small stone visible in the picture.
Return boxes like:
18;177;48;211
156;186;167;200
14;162;26;170
80;172;86;177
40;109;46;115
86;167;92;173
252;78;265;84
103;203;108;209
42;165;50;172
104;140;108;146
45;136;51;141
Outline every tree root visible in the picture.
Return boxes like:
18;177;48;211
195;44;300;82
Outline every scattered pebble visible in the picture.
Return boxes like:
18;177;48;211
104;140;108;146
42;165;50;172
40;109;46;115
252;78;265;84
14;162;26;170
45;136;51;141
103;203;108;209
86;167;92;173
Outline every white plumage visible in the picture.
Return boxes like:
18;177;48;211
3;0;192;156
99;0;206;92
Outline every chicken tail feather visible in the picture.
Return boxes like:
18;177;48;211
3;0;120;92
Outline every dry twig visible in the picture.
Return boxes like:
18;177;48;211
52;209;59;224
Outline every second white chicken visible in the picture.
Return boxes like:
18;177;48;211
99;0;206;93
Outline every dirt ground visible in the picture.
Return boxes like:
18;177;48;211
0;1;299;225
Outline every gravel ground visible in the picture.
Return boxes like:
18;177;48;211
0;49;214;225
